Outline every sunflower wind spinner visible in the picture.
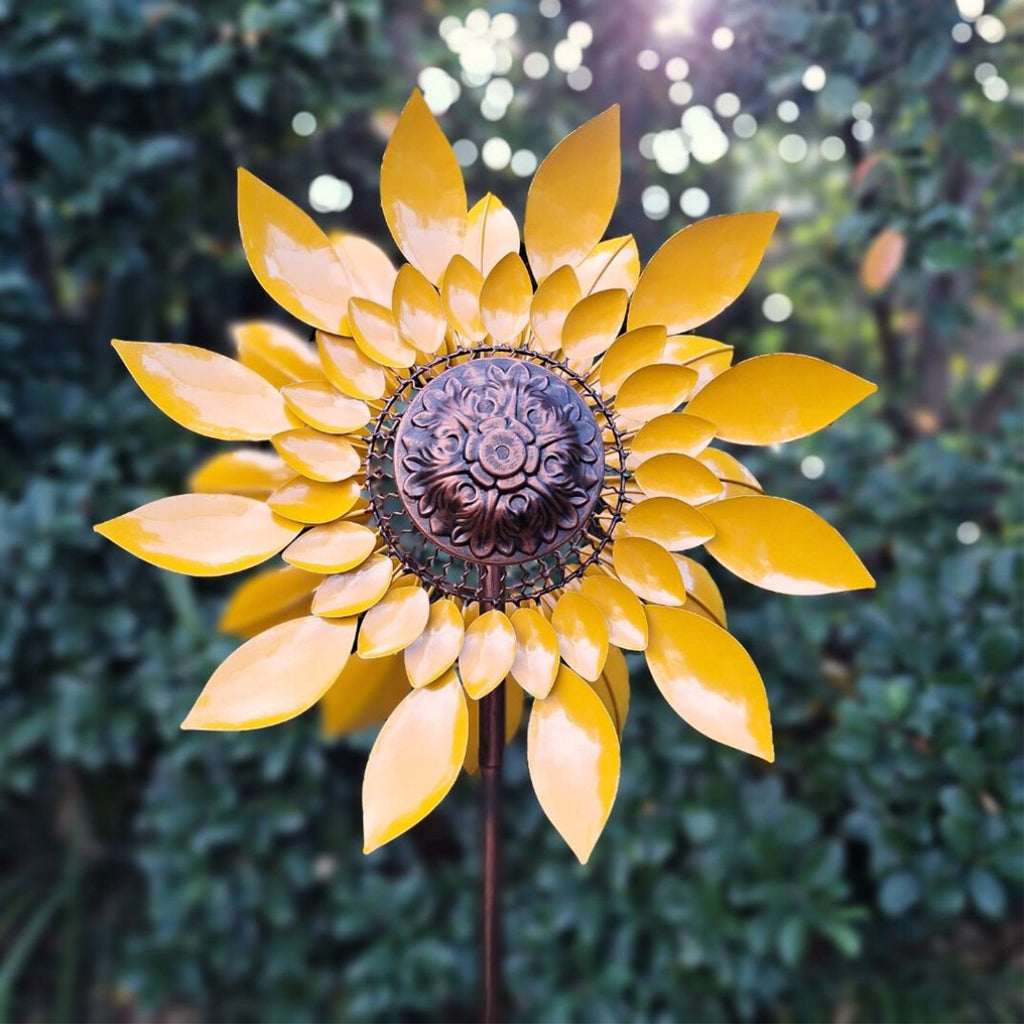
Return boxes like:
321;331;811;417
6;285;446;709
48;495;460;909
96;92;875;863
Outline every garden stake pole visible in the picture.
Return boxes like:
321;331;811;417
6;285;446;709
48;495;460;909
479;562;505;1024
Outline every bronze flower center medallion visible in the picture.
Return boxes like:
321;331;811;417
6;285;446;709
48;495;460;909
393;358;605;564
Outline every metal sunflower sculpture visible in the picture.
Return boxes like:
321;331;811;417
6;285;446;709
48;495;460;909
96;92;876;863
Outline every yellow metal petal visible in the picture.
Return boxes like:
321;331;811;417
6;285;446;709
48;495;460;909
459;610;516;699
622;496;715;551
628;212;779;333
463;680;523;774
596;644;630;736
575;235;641;297
628;414;716;469
697;448;763;497
362;671;468;852
268;476;361;525
509;608;560;699
525;106;620;282
380;90;467;283
392;265;447;354
112;340;293;441
611;536;686;605
282;520;377;573
598;325;667;396
348;298;417;369
462;193;521;275
271;428;360;483
684;354;877;444
663;335;734;391
441;255;487;341
578;575;648;651
529;265;581;353
330;232;398;307
673;555;727;628
527;664;620;863
280;381;370;435
321;651;409;739
318;332;387;401
219;564;321;638
357;584;430;659
703;496;876;595
551;592;609;682
615;364;697;423
237;168;350;332
404;598;465;688
560;289;628;362
189;450;292;498
634;454;724;505
645;606;773;761
231;321;323;387
479;252;532;343
311;553;393;617
182;615;356;730
95;494;300;577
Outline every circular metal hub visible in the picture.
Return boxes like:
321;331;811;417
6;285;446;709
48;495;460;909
393;357;604;564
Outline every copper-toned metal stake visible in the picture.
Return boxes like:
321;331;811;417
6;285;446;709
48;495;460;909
479;562;505;1024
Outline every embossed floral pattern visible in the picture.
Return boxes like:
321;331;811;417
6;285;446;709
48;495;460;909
394;359;603;562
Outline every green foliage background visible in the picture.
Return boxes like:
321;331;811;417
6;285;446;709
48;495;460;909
1;0;1021;1020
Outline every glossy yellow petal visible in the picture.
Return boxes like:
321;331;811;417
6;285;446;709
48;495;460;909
357;584;430;658
441;255;486;341
362;671;468;852
612;536;686;605
280;381;370;435
112;340;293;441
380;90;467;283
268;476;361;525
282;520;377;573
598;325;667;396
529;265;581;353
231;321;323;387
459;610;516;699
684;354;877;444
508;608;560;699
404;598;465;688
183;615;356;730
392;265;446;354
575;236;641;297
95;494;300;576
615;364;697;423
189;449;293;498
622;496;715;551
237;168;350;332
318;332;387;401
271;428;360;483
635;454;724;505
219;564;321;638
645;606;773;761
628;414;716;469
697;448;763;497
330;232;398;307
578;575;648;651
674;555;727;628
525;106;620;282
462;193;521;275
527;664;619;863
463;680;522;774
348;298;417;369
628;212;779;333
560;289;628;362
311;553;394;617
663;335;734;391
480;252;532;343
703;496;875;595
551;592;609;682
594;644;630;737
321;651;409;739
